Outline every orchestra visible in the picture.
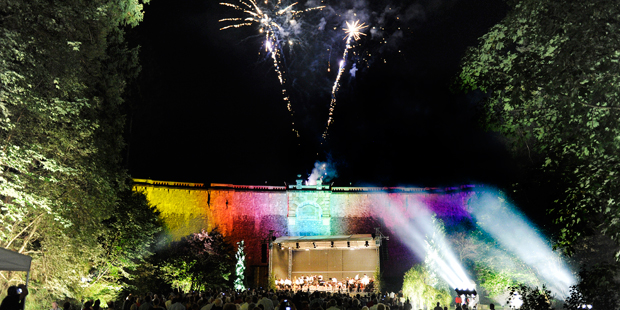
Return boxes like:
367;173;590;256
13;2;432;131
274;274;374;293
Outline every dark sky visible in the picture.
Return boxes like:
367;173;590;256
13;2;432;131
126;0;511;187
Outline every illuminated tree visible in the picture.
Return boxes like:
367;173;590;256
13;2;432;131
459;0;620;256
506;285;552;310
155;229;234;291
0;0;157;305
402;264;451;310
424;216;447;289
268;274;277;292
373;266;382;294
426;216;537;304
234;240;246;290
449;230;541;302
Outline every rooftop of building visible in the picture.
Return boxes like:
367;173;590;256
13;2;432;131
132;178;479;193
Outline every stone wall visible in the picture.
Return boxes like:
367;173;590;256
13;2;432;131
133;180;477;288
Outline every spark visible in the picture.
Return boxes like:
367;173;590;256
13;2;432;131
344;20;367;41
323;20;368;139
219;0;324;138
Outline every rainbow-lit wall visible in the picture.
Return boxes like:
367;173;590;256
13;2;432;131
133;179;477;287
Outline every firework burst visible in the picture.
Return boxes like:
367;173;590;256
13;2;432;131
323;20;368;139
220;0;324;137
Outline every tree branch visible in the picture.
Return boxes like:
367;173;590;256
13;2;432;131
18;215;42;254
4;212;39;249
581;103;620;110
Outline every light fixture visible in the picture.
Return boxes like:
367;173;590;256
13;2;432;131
296;242;300;249
347;241;350;247
454;288;477;296
331;241;334;248
313;242;316;248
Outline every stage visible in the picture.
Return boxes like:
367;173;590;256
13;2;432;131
270;234;381;290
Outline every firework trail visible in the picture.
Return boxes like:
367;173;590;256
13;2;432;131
322;20;367;139
220;0;324;137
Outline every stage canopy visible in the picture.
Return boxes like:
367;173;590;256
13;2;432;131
0;248;32;272
270;234;380;281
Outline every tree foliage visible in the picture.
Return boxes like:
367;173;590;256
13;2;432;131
458;0;620;256
450;230;540;302
0;0;157;306
234;240;246;291
402;264;452;309
152;229;235;292
564;263;620;310
506;285;552;310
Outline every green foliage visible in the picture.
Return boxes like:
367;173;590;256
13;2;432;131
402;264;452;309
0;0;157;306
474;264;516;298
373;266;382;294
458;0;620;256
234;240;246;291
148;229;235;292
450;229;541;302
564;264;620;310
268;274;277;292
506;284;552;310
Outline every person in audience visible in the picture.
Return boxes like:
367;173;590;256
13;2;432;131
0;285;28;310
169;296;186;310
240;297;252;310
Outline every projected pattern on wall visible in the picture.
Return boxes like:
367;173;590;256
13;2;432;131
133;179;476;285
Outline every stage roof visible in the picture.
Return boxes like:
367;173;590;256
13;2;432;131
273;235;378;250
274;234;373;243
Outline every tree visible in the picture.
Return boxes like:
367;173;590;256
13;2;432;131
234;240;246;291
0;0;157;306
402;264;452;310
90;188;163;299
506;285;552;310
564;263;620;310
449;230;540;303
155;229;235;292
458;0;620;256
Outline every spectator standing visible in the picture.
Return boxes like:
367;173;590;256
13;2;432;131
240;297;252;310
212;298;224;310
0;285;28;310
258;296;274;310
139;296;153;310
169;297;186;310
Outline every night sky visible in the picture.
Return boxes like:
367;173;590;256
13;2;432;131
126;0;511;188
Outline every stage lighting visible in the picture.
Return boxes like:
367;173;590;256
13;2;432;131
365;241;369;247
296;243;299;249
454;288;477;296
331;241;334;248
347;241;350;247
